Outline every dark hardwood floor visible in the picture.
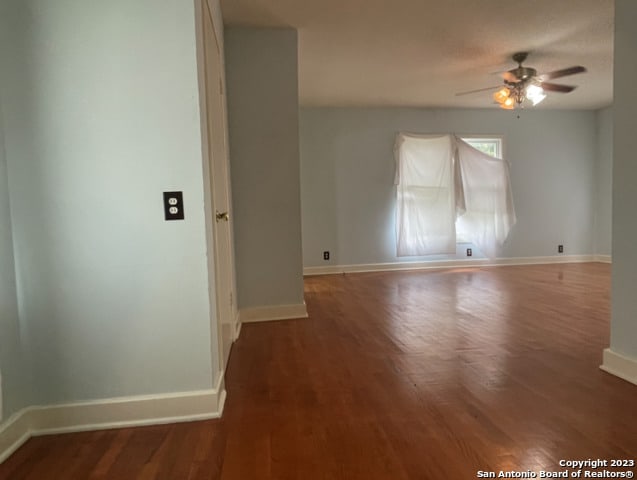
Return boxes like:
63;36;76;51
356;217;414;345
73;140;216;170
2;263;636;479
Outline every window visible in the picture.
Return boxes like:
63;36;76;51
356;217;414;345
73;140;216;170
395;133;516;259
462;137;503;159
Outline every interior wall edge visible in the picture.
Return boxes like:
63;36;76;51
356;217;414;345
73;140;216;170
600;348;637;387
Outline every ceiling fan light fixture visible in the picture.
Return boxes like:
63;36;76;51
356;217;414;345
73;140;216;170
526;84;546;106
493;87;511;104
500;97;515;109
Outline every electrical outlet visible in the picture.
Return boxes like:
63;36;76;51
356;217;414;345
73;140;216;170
558;244;564;253
163;191;184;220
323;251;330;261
466;248;472;257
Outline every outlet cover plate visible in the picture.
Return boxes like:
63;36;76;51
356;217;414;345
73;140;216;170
163;191;184;220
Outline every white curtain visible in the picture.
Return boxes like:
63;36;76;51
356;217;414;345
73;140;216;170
395;133;516;258
394;134;458;256
454;137;516;259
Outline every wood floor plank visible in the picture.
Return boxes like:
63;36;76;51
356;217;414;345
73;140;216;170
1;263;636;480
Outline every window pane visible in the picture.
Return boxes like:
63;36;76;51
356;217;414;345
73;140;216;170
462;138;502;159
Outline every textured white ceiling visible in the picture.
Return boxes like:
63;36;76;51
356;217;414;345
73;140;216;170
221;0;614;109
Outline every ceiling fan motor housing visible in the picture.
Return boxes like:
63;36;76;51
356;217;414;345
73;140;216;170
509;66;537;83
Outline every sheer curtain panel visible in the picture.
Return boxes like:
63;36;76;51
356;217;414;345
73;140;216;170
394;134;458;256
454;137;516;259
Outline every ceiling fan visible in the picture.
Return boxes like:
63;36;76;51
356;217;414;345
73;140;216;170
456;52;587;109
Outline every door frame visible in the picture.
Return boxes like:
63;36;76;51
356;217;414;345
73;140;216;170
194;0;239;380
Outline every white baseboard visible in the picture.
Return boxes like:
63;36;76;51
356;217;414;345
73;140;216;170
0;408;31;464
304;255;598;276
0;372;226;464
239;302;308;323
600;348;637;386
594;255;612;263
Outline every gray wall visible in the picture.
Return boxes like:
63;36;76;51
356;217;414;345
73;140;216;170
0;106;32;420
225;28;305;308
0;0;217;406
300;108;597;267
595;107;613;256
611;0;637;359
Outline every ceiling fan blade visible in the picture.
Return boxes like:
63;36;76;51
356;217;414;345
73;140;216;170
541;82;577;93
455;85;501;96
539;65;587;81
